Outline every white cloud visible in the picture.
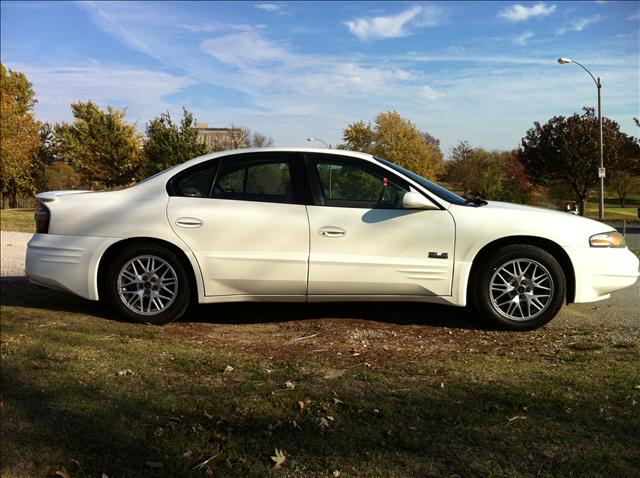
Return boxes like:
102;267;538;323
255;3;281;12
6;62;196;125
345;5;441;41
628;12;640;21
200;32;291;67
513;31;535;45
557;15;601;35
498;3;557;22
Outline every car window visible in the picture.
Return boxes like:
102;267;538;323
171;162;217;198
213;158;294;203
310;157;409;209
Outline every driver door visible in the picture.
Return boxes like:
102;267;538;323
304;153;455;297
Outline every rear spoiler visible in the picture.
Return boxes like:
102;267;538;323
35;190;93;202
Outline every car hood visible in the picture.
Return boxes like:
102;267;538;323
449;200;615;248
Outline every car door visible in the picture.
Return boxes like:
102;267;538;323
166;152;310;298
304;153;455;297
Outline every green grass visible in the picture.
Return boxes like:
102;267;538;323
585;195;640;220
1;279;639;477
0;208;35;233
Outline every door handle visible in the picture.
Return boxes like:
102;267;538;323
176;217;203;228
318;226;346;238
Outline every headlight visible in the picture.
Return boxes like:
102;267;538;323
589;231;626;248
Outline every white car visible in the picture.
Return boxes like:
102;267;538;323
26;148;639;330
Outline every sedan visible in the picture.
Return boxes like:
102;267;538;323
26;148;639;330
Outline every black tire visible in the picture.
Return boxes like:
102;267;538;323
470;245;566;331
104;243;191;324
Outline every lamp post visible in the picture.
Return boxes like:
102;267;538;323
306;137;330;148
557;57;604;220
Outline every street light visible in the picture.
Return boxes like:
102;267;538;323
557;57;604;220
306;137;330;148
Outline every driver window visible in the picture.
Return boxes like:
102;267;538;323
312;159;409;209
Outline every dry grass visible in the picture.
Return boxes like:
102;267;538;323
1;277;639;477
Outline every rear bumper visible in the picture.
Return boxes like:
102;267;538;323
565;246;640;303
26;233;119;300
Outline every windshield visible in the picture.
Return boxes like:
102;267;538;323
376;157;467;205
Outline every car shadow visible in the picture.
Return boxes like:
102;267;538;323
0;276;483;330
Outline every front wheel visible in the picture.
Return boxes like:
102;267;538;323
104;243;191;324
471;245;566;331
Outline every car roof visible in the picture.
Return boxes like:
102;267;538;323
153;148;376;178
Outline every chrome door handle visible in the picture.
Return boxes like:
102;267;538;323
318;226;346;238
176;217;203;228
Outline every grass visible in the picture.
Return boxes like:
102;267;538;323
1;279;639;477
0;208;35;233
585;194;640;220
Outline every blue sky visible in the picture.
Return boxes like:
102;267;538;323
2;1;639;155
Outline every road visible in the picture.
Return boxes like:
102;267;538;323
1;231;638;329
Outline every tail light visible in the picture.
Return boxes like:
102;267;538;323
35;202;50;233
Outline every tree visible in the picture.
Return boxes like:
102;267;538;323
447;143;535;203
518;107;639;215
224;126;274;149
0;64;41;208
340;111;444;180
54;101;144;188
142;108;210;177
609;171;639;208
446;141;476;197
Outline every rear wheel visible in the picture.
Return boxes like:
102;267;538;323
471;245;566;330
104;243;191;324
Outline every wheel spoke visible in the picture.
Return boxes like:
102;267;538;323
489;258;554;322
118;255;178;316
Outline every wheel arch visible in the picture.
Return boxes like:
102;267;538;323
96;237;202;303
468;235;576;304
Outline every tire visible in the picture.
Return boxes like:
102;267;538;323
471;245;566;331
104;243;191;324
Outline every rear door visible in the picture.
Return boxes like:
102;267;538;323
166;152;310;298
304;153;456;297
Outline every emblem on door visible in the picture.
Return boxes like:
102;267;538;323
428;252;448;259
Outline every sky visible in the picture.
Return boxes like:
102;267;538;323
1;1;639;156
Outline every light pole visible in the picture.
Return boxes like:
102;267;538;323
306;137;330;148
557;57;604;220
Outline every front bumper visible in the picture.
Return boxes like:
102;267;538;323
565;246;640;303
26;233;119;300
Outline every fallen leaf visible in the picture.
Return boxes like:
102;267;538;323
285;380;295;390
271;448;286;469
224;365;234;373
298;400;305;411
116;369;134;376
333;471;341;477
508;416;527;422
319;417;329;429
333;398;344;405
54;468;70;478
182;450;193;458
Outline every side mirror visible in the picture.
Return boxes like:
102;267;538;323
402;191;438;210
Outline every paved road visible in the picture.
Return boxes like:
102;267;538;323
1;230;638;328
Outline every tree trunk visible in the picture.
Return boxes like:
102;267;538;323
578;196;587;216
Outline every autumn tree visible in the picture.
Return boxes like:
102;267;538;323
142;108;210;177
340;111;444;180
447;143;534;203
219;125;274;150
609;171;639;208
446;141;475;197
518;107;639;215
0;64;41;208
54;101;144;188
